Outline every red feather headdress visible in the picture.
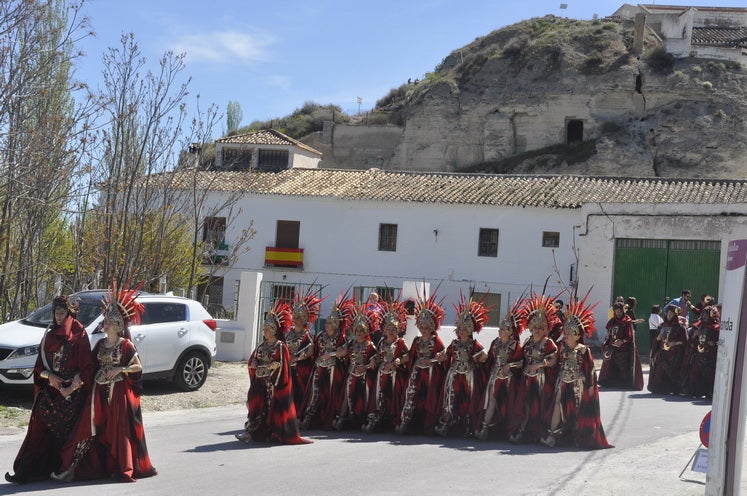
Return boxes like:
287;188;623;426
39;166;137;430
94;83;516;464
563;294;598;342
292;286;324;326
414;288;445;331
454;291;491;334
380;299;408;337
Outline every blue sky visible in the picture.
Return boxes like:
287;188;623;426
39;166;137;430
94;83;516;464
75;0;746;136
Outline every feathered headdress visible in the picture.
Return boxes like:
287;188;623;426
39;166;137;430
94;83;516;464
350;302;381;337
265;299;293;339
326;294;356;335
414;288;445;332
102;280;145;340
519;292;558;333
454;291;491;334
291;286;324;327
500;295;526;340
380;299;408;337
563;294;598;342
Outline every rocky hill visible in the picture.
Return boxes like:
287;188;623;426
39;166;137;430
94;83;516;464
312;15;747;179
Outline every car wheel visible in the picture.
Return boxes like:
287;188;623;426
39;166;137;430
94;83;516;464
174;351;208;391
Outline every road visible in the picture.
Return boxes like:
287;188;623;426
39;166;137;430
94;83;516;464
0;369;740;496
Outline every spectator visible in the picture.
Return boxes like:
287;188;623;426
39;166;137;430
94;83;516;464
648;305;663;353
665;290;694;328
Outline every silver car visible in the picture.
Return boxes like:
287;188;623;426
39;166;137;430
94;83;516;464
0;290;217;391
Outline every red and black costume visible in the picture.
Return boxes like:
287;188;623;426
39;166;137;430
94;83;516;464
300;296;353;430
6;296;94;484
238;301;311;445
363;300;410;433
510;293;558;444
54;284;156;482
434;293;489;437
541;296;612;449
681;303;720;398
475;298;524;441
334;304;379;430
287;288;322;414
648;309;687;395
598;303;644;390
397;291;446;435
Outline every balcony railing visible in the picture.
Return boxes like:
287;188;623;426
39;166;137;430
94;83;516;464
265;247;303;268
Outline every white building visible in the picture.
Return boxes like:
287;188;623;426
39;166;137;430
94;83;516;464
148;168;747;352
214;129;322;171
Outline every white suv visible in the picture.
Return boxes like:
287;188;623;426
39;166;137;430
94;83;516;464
0;290;217;391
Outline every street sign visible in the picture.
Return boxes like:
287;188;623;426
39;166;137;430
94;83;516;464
700;411;712;448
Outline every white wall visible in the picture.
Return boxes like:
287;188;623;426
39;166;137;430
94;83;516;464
205;192;580;324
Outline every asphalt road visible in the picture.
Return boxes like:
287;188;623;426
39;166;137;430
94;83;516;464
0;369;739;496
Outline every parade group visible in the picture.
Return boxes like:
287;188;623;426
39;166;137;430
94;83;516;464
4;282;721;486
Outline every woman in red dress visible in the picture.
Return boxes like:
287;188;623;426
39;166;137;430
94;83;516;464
300;295;353;430
287;288;322;413
362;299;410;433
648;306;687;395
396;291;446;435
6;296;94;484
681;298;720;398
52;283;157;482
334;304;379;430
236;300;311;444
510;293;558;444
434;294;489;437
598;302;644;390
541;296;612;449
475;298;524;441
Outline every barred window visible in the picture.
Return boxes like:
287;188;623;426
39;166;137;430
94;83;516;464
542;231;560;248
478;228;499;257
258;149;289;171
378;224;398;252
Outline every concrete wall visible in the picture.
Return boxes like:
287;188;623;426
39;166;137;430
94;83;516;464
290;148;321;168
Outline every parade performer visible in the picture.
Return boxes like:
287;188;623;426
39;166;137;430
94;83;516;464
362;299;410;432
681;297;720;398
648;306;687;395
396;291;446;435
540;296;612;449
434;293;488;437
6;295;94;484
52;283;157;482
509;293;558;444
236;300;311;444
300;295;353;430
334;304;379;430
475;298;524;441
287;287;322;413
598;302;644;390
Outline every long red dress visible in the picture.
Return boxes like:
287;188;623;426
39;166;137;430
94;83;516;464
551;342;612;449
648;315;687;395
435;337;485;436
336;338;377;429
364;336;409;432
598;314;644;390
241;338;311;444
681;305;720;398
8;316;94;483
57;338;157;481
300;329;347;430
398;334;446;435
477;336;523;440
511;336;557;443
285;327;314;414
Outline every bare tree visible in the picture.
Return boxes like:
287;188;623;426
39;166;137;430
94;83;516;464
0;0;96;319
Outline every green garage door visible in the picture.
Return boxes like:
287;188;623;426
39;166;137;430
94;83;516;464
612;239;721;354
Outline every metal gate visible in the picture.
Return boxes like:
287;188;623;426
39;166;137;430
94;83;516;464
612;238;721;354
256;280;324;345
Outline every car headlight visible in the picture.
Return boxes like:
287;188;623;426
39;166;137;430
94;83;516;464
6;345;39;360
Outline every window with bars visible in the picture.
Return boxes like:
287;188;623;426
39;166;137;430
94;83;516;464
221;147;252;170
378;223;398;251
258;149;289;171
542;231;560;248
478;228;499;257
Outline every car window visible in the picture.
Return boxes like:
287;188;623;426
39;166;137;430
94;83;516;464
140;302;187;324
23;297;104;327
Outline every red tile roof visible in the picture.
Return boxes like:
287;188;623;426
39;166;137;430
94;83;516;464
215;129;322;155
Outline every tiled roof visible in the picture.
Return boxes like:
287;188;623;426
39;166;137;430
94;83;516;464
214;129;322;155
640;5;747;14
145;168;747;209
692;27;747;48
